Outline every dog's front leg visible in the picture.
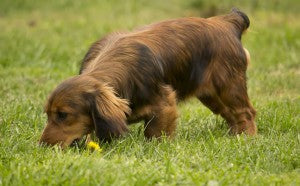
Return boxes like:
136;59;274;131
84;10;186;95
144;85;178;139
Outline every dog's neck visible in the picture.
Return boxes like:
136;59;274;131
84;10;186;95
81;71;132;101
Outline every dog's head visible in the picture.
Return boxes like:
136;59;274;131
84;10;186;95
39;75;130;148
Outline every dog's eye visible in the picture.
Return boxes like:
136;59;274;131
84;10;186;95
57;111;68;121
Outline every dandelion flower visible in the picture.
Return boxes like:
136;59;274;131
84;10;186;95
87;141;102;152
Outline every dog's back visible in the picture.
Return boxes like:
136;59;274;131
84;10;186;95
80;9;250;101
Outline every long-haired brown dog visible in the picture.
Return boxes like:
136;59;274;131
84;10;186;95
39;8;257;148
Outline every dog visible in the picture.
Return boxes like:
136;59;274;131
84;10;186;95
39;8;257;148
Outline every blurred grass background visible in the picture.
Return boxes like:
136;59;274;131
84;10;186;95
0;0;299;185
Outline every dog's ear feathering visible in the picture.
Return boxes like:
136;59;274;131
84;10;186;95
86;83;131;141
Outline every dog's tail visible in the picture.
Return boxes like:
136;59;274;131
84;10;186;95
231;8;250;31
222;8;250;38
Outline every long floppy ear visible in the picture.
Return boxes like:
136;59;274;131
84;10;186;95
89;83;131;141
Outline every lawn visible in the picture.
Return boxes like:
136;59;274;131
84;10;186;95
0;0;299;185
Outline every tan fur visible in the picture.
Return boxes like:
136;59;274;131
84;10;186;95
143;85;178;138
244;48;251;65
94;83;131;123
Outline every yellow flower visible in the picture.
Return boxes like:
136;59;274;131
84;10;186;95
87;141;102;152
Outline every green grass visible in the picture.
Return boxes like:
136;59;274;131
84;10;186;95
0;0;299;185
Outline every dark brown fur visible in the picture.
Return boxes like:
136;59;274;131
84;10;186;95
39;9;256;148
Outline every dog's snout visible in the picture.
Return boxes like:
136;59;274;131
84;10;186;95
39;123;65;147
39;121;87;148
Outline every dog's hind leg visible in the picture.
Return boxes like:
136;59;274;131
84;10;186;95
218;80;257;135
198;78;256;135
198;94;226;115
144;85;178;139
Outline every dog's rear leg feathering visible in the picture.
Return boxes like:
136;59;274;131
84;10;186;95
198;8;256;135
198;79;257;135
